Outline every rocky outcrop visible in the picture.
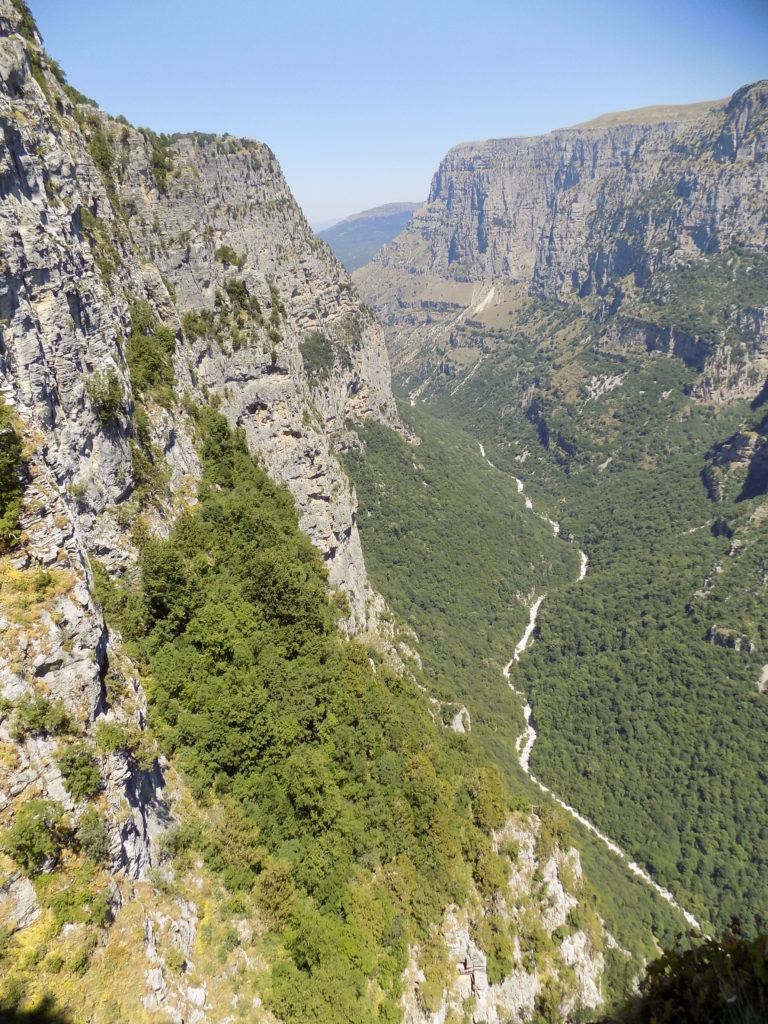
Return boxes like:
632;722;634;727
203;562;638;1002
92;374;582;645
401;815;608;1024
0;433;167;882
0;0;398;893
704;413;768;502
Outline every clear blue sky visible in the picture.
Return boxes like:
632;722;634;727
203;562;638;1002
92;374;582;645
29;0;768;227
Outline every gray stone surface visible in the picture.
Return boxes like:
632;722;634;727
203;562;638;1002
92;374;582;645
356;82;768;403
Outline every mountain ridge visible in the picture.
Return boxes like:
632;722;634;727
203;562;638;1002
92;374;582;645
355;79;768;394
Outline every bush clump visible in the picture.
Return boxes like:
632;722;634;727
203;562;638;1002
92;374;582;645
2;799;66;872
299;330;335;380
139;128;173;190
84;369;124;425
214;244;246;268
57;743;100;802
0;397;23;551
77;808;110;864
181;308;213;341
11;697;72;740
125;300;176;396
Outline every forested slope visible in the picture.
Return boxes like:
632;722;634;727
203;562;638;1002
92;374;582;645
354;83;768;941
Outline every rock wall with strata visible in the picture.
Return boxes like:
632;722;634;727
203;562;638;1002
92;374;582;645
361;83;767;296
0;0;175;886
100;118;399;629
356;82;768;402
0;0;397;920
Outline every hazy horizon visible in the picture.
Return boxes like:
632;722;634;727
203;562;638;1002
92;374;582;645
28;0;768;225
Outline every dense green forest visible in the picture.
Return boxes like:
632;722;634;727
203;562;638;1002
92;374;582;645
97;406;532;1023
0;398;23;551
358;292;768;938
343;409;690;964
343;414;576;763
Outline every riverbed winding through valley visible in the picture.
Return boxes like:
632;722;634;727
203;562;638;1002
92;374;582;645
477;442;702;932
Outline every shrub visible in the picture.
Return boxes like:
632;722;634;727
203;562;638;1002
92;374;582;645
165;946;186;972
87;124;113;178
181;309;212;341
471;912;514;985
214;244;246;268
79;206;119;280
268;281;286;322
10;0;38;45
46;953;64;974
49;881;108;932
2;799;65;872
536;804;570;862
69;933;97;975
125;300;176;395
468;765;508;833
224;277;249;311
267;323;282;346
0;398;23;551
93;720;130;754
57;743;100;802
85;369;123;425
11;697;72;740
139;128;173;190
77;808;110;864
300;330;336;380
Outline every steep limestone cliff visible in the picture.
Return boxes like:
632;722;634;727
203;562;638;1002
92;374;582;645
0;0;395;950
102;120;399;628
0;1;174;886
356;82;768;402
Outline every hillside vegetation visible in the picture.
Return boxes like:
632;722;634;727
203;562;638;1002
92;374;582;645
343;406;692;968
354;288;768;937
93;407;539;1023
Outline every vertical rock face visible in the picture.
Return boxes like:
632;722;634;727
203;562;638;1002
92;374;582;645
356;82;768;396
0;0;399;893
364;84;767;294
105;120;399;629
0;0;399;634
0;2;175;877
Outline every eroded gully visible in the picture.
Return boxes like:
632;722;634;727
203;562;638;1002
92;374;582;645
477;442;701;931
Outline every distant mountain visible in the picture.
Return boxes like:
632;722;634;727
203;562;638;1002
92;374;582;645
319;201;419;270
